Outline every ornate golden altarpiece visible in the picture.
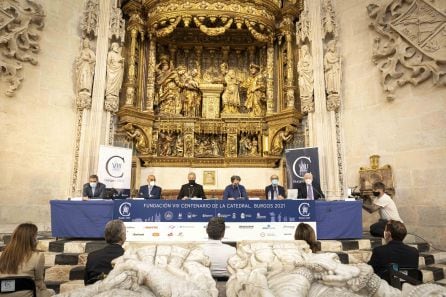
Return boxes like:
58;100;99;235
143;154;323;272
117;0;304;168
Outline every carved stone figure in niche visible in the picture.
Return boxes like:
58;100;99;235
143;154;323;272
298;45;314;113
174;134;184;156
195;135;224;157
214;62;229;84
271;126;297;155
324;40;341;96
158;132;177;156
243;64;266;117
123;123;149;154
184;135;194;157
75;38;96;94
182;68;202;117
155;56;184;115
221;69;241;114
105;42;124;112
239;134;260;156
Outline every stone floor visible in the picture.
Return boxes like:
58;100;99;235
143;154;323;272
1;232;446;293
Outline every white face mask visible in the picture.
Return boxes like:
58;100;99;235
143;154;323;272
304;179;312;185
149;181;156;186
90;182;97;188
271;179;279;185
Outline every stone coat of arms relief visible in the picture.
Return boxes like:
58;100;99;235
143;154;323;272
368;0;446;100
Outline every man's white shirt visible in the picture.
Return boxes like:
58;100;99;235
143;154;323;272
373;193;403;222
200;239;236;277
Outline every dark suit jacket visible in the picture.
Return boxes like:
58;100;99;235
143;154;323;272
297;182;325;199
177;183;206;199
368;240;419;278
84;244;124;285
139;185;162;199
82;182;106;198
265;185;286;199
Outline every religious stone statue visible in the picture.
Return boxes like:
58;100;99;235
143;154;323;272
75;38;96;101
298;45;314;113
182;68;202;117
123;123;149;154
324;40;341;96
221;69;241;114
271;125;296;155
249;137;260;156
104;42;124;113
244;64;266;117
155;56;184;115
159;132;177;156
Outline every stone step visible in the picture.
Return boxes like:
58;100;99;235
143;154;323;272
59;280;85;294
421;263;446;283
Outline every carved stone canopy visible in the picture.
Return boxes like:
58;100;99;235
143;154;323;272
140;0;303;42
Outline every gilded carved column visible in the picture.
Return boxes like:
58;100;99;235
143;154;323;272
125;28;138;106
266;42;274;114
194;46;203;79
145;35;156;111
222;46;230;65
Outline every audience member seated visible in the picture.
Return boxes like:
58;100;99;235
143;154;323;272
200;217;236;279
368;220;419;280
82;174;106;199
294;223;319;253
84;220;126;285
0;223;54;297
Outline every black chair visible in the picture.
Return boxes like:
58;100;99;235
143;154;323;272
0;276;36;297
384;264;423;289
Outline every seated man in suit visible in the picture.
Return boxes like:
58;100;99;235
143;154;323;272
368;220;419;280
297;172;325;200
139;174;162;199
265;174;286;200
177;172;206;200
84;220;126;285
223;175;248;200
82;174;106;199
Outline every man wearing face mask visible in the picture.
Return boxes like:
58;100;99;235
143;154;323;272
362;182;403;237
139;174;162;199
177;172;206;200
82;174;106;199
368;220;418;280
223;175;248;200
265;174;286;200
297;172;325;200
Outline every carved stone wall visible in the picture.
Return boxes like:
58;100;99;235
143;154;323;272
338;0;446;250
0;0;83;232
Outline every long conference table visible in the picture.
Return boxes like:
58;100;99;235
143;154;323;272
50;199;362;241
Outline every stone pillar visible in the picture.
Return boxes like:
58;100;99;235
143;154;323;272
306;0;342;198
221;46;230;65
266;42;274;115
75;0;113;194
145;35;156;111
285;31;295;109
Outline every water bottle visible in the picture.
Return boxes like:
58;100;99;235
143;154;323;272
268;191;272;200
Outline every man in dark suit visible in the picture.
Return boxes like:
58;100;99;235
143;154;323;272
265;174;286;200
297;172;325;200
82;174;106;198
139;174;162;199
84;220;126;285
368;220;419;279
177;172;206;199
